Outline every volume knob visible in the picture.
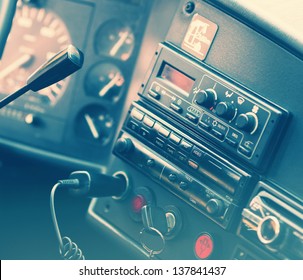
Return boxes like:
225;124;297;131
206;198;225;216
115;137;133;154
216;102;236;120
195;89;217;108
236;113;258;133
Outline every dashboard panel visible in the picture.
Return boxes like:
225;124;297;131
0;0;302;260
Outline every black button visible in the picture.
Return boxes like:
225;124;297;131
169;132;181;144
139;127;150;139
211;129;224;140
166;145;176;156
170;103;183;113
179;181;189;190
186;113;199;124
148;90;160;100
127;120;139;132
225;137;238;147
191;146;205;160
155;137;165;149
198;121;211;131
177;152;187;163
180;139;193;152
168;173;177;182
212;121;228;135
146;159;155;167
238;146;252;157
226;129;242;144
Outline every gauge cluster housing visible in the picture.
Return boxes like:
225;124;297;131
0;0;152;169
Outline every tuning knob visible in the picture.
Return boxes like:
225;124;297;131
215;102;236;120
236;112;258;133
206;198;225;216
195;88;217;108
115;137;133;154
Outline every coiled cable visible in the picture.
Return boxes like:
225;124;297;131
50;182;85;260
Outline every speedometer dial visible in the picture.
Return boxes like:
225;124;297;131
0;3;72;107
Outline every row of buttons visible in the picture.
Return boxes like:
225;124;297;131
149;83;200;125
148;83;254;158
199;112;254;157
129;107;207;172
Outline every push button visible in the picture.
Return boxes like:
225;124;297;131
139;127;150;139
170;103;183;113
169;132;181;145
158;126;170;138
238;146;252;157
131;108;144;121
143;116;155;128
191;146;205;160
166;145;176;156
188;159;199;170
179;181;189;190
180;139;193;152
155;137;165;149
186;113;199;124
177;152;187;163
194;233;214;259
148;90;160;100
127;120;139;132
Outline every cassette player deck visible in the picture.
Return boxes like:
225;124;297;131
140;43;289;170
114;102;253;229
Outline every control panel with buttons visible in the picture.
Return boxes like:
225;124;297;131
113;102;253;229
140;44;289;171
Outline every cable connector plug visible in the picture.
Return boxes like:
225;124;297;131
58;171;91;196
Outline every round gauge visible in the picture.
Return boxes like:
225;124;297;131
75;105;114;145
85;62;125;103
0;3;72;107
95;19;135;61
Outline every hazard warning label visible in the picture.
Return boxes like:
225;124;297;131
181;14;218;60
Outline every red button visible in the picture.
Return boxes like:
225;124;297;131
194;233;214;259
131;195;146;213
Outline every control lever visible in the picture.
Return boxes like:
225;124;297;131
0;44;84;109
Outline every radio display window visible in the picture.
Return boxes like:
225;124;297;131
159;63;195;95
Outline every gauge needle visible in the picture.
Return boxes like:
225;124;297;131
0;53;33;80
109;31;129;57
84;114;100;139
99;72;122;97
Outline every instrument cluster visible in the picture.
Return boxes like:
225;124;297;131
0;0;152;168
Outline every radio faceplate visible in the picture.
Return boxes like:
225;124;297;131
113;102;253;229
140;44;289;171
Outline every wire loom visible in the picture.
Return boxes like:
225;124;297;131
50;182;85;260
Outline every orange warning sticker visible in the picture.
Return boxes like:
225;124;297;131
182;14;218;61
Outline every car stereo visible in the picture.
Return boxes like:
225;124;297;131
139;43;288;171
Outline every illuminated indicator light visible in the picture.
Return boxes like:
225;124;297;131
131;195;146;213
194;233;214;259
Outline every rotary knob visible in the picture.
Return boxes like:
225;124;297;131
236;112;258;133
195;88;217;108
206;198;225;216
215;102;236;120
115;137;134;154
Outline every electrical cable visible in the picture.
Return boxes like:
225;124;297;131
50;181;85;260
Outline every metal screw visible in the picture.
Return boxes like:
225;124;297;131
184;1;195;14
